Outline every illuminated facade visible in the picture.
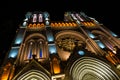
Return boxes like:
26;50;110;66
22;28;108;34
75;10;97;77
0;11;120;80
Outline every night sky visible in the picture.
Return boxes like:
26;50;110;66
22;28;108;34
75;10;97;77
0;0;120;62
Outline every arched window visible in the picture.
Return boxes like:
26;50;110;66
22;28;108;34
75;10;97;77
50;57;61;74
39;41;43;58
28;42;34;59
20;33;49;63
32;14;37;22
38;14;43;22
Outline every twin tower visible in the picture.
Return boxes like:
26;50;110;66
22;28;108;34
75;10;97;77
0;11;120;80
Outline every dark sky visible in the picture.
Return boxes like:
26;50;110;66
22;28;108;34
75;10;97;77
0;0;120;62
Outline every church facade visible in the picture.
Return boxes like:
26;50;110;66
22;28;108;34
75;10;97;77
0;11;120;80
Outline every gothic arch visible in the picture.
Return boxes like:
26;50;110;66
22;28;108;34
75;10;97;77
69;57;120;80
91;30;109;38
55;30;86;61
55;30;86;41
17;70;51;80
18;33;48;64
91;30;115;51
24;33;46;43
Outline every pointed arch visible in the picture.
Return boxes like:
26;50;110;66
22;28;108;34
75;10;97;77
92;30;115;51
55;30;86;61
18;33;48;64
17;70;51;80
24;33;46;43
69;57;120;80
55;30;86;41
